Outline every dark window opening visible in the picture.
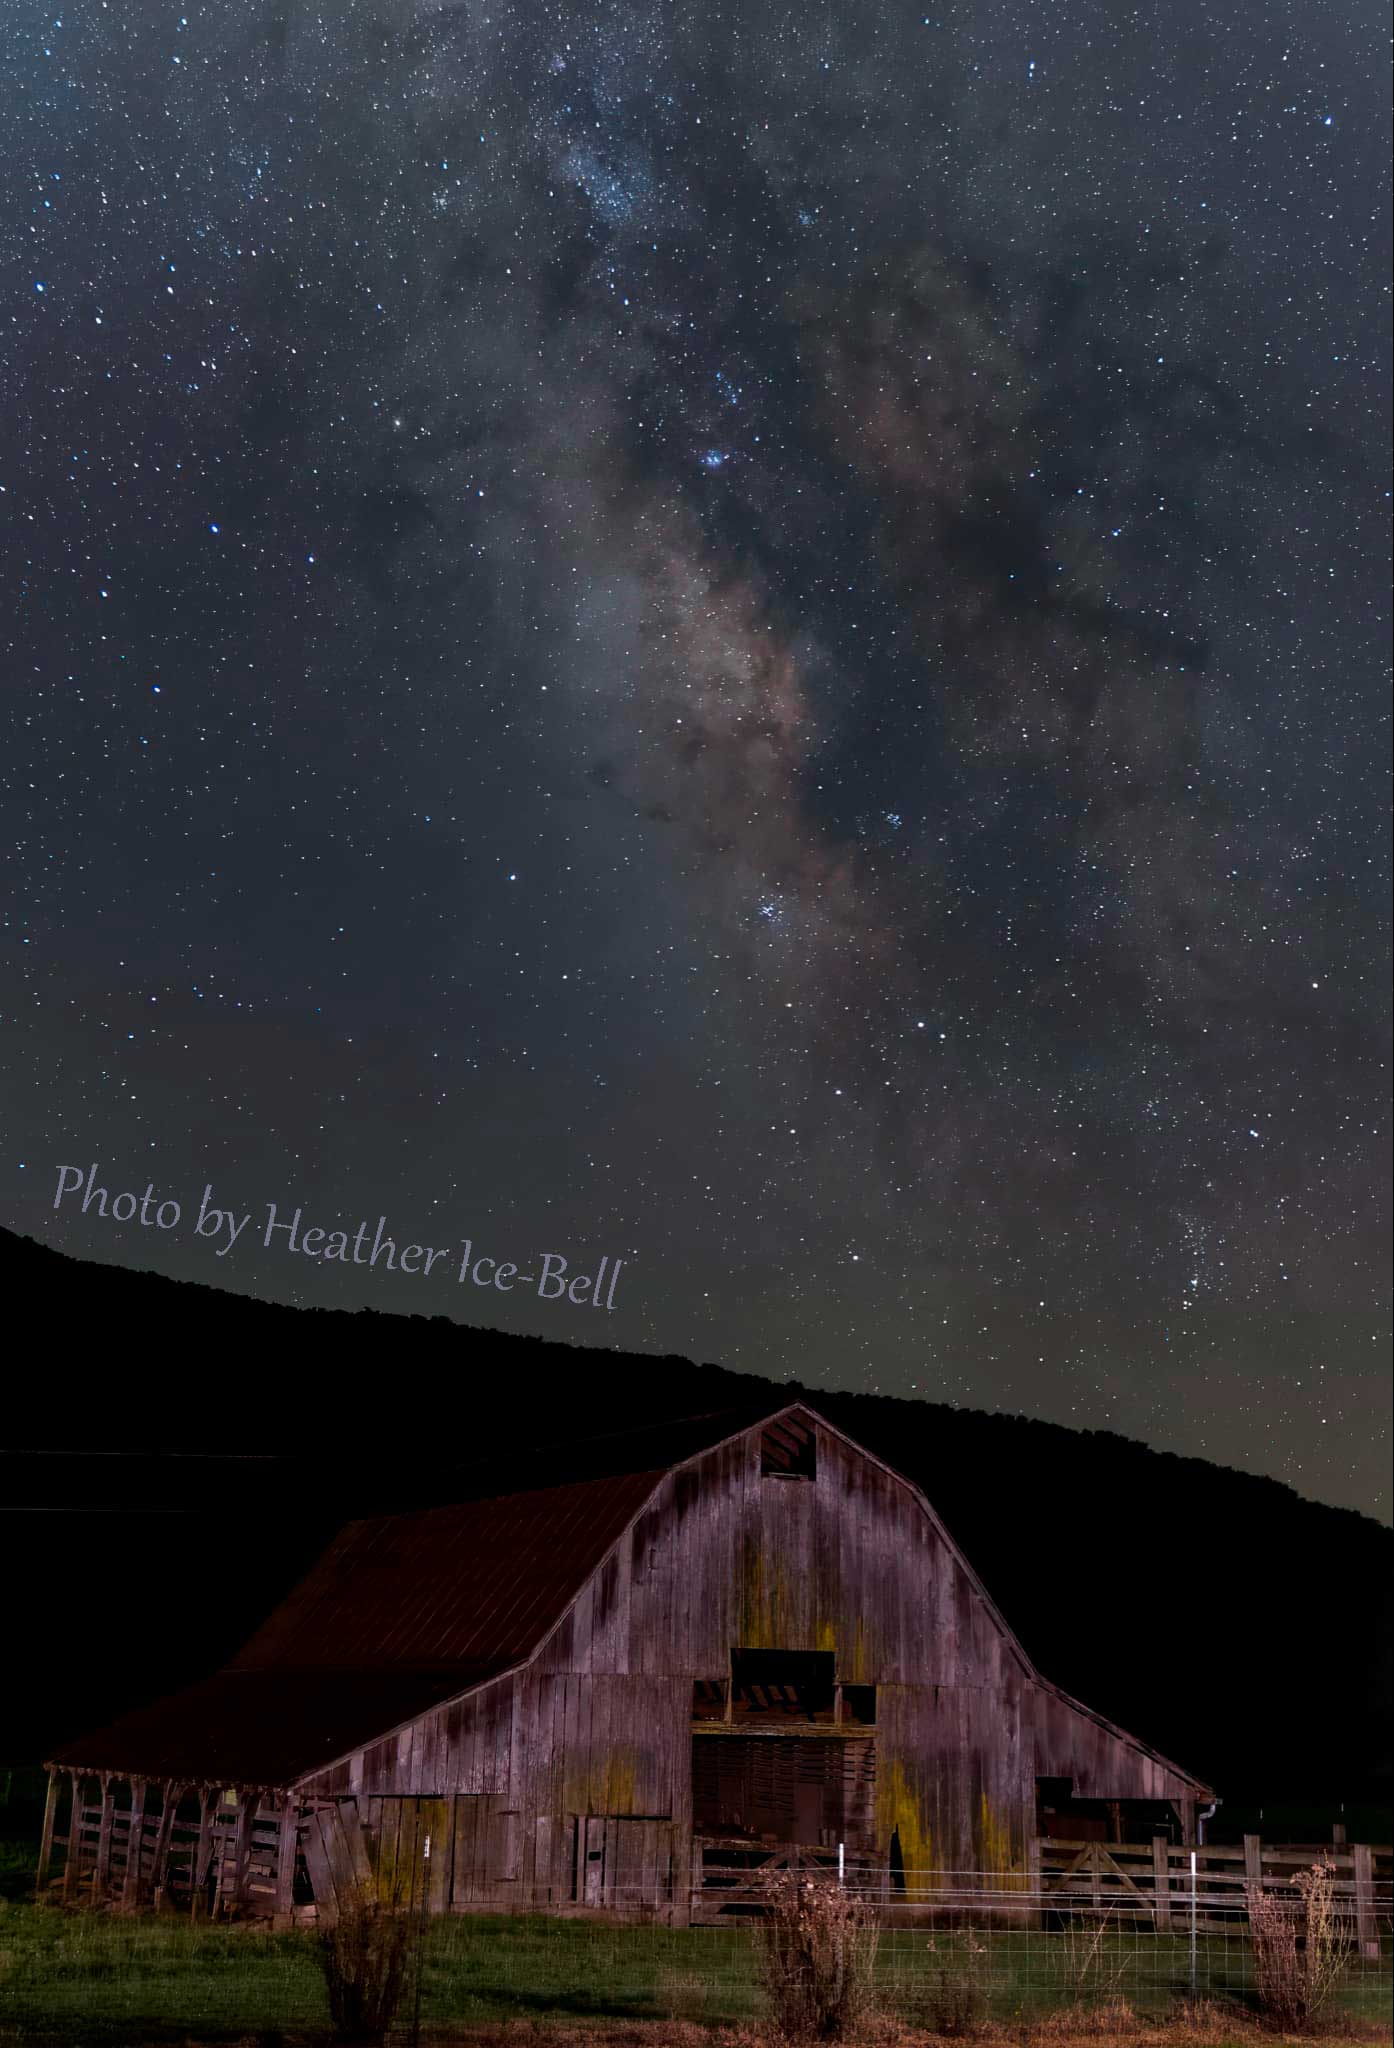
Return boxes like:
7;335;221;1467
840;1684;877;1725
760;1417;817;1479
692;1678;729;1721
731;1648;835;1721
1035;1781;1176;1844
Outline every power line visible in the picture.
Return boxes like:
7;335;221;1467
1;1449;285;1461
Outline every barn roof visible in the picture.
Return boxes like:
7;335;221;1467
41;1668;477;1785
47;1465;666;1782
230;1468;665;1672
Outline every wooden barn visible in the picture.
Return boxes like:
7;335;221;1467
39;1402;1214;1923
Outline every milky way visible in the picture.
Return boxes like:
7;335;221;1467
2;0;1388;1514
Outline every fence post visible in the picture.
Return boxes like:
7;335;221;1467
410;1811;428;2048
1152;1835;1172;1931
1353;1844;1378;1959
1243;1834;1262;1895
1189;1849;1198;1995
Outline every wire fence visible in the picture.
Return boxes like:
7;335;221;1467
2;1873;1390;2042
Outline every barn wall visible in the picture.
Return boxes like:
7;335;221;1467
296;1420;1201;1915
299;1673;515;1799
1028;1684;1197;1804
520;1426;1039;1888
534;1428;1018;1685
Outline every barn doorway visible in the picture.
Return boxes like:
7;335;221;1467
691;1649;878;1920
692;1734;875;1845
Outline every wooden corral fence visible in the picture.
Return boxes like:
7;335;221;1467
38;1774;290;1916
1035;1836;1392;1956
690;1836;1392;1954
37;1771;1393;1952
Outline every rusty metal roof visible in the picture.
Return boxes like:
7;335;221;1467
46;1668;477;1784
232;1467;665;1673
48;1466;670;1784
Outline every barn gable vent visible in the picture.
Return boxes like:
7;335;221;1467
760;1415;817;1479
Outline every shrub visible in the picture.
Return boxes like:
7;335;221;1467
1059;1905;1132;2005
1244;1857;1353;2031
315;1879;414;2046
755;1869;880;2042
911;1932;988;2035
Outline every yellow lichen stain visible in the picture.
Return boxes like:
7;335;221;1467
772;1556;792;1640
876;1756;936;1895
815;1618;837;1654
370;1798;445;1908
839;1613;870;1684
561;1747;643;1816
978;1791;1024;1888
738;1533;788;1646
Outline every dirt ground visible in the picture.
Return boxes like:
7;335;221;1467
195;2006;1387;2048
397;2014;1394;2048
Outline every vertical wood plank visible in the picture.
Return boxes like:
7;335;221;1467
36;1769;60;1891
274;1799;299;1922
148;1781;185;1907
425;1798;450;1914
227;1791;258;1911
300;1808;338;1919
123;1780;149;1909
195;1792;220;1898
62;1774;85;1898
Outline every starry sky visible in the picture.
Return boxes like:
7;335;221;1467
2;0;1389;1518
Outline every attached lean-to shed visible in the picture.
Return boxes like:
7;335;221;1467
39;1401;1214;1922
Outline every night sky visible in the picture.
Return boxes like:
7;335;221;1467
2;0;1388;1519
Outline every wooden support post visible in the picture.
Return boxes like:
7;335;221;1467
37;1768;60;1892
1152;1835;1172;1931
149;1781;184;1908
1333;1822;1347;1847
1025;1833;1043;1931
1243;1834;1263;1895
1353;1844;1378;1959
274;1797;299;1925
194;1790;218;1903
124;1780;149;1909
93;1775;117;1897
63;1774;86;1899
226;1792;256;1913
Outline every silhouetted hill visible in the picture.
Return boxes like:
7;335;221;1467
3;1226;1389;1823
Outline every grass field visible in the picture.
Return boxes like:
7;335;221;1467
1;1903;1390;2046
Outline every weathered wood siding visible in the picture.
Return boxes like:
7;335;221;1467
297;1417;1203;1911
303;1674;514;1799
1028;1685;1197;1803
